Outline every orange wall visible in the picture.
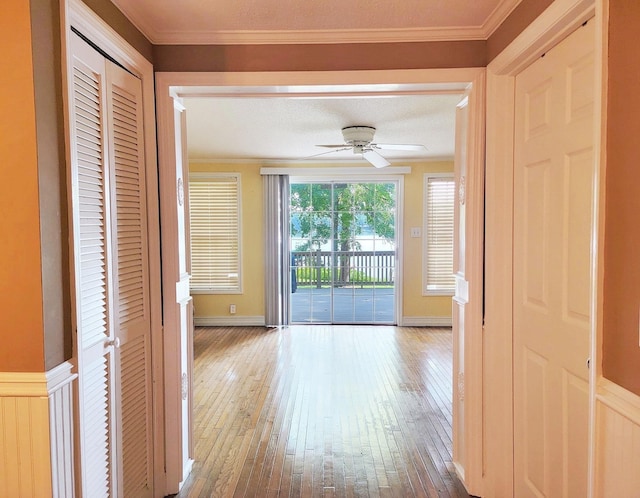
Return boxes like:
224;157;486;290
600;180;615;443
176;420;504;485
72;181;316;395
602;0;640;396
0;0;45;371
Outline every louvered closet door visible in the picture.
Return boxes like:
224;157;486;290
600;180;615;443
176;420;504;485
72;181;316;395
105;61;153;498
70;32;153;498
70;31;116;498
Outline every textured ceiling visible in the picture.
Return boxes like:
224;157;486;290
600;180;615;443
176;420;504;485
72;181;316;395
184;94;463;164
110;0;521;44
108;0;508;164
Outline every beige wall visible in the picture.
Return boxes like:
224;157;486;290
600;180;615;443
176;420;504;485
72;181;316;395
402;162;455;319
189;163;265;319
189;160;453;322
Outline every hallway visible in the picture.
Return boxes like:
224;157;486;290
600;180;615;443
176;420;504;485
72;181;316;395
174;325;469;497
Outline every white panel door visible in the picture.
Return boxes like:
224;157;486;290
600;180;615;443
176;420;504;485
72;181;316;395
70;31;153;498
513;20;595;497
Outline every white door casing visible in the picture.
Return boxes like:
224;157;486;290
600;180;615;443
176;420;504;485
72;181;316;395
513;20;595;497
452;80;485;497
157;94;194;493
155;68;485;492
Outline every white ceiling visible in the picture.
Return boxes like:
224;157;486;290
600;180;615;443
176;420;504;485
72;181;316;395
110;0;521;44
184;94;463;164
110;0;517;164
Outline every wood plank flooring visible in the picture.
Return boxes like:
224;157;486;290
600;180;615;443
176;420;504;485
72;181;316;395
172;325;470;498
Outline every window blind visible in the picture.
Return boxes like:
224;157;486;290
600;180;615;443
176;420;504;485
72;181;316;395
189;174;241;293
424;174;455;294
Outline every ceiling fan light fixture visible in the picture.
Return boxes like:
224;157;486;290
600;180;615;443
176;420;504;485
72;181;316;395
342;126;377;145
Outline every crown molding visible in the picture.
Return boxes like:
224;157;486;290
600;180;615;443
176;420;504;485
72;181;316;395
150;26;487;45
111;0;523;46
481;0;523;38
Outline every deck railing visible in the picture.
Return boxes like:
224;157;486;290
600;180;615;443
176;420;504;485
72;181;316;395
292;250;395;287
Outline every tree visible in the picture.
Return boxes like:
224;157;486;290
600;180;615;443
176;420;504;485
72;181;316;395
290;182;396;285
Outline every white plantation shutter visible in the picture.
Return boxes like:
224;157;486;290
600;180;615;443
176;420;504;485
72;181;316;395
424;174;455;294
70;32;153;497
106;62;153;498
189;174;242;293
70;33;115;498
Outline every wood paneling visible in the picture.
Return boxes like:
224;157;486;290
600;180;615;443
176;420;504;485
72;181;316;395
175;325;468;498
0;363;76;498
595;381;640;497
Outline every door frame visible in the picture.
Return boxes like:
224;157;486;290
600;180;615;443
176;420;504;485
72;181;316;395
156;67;486;493
484;0;604;496
288;174;404;325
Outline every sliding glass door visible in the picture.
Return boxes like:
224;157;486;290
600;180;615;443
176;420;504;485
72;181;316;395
290;181;397;324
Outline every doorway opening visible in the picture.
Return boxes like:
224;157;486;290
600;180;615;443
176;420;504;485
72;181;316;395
156;68;486;494
290;180;397;324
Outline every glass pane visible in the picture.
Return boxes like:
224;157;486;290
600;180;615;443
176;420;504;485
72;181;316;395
291;181;396;324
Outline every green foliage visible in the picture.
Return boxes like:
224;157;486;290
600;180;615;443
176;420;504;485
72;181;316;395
295;267;377;286
290;182;396;284
290;182;396;251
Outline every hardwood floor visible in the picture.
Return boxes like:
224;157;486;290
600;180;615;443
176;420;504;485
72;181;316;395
174;325;470;498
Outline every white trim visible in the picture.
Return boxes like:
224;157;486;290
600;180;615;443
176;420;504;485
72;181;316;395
0;362;76;397
156;66;485;497
0;371;48;397
67;0;152;76
401;316;452;327
489;0;595;75
396;176;405;328
596;378;640;422
194;315;266;327
162;69;483;95
46;361;77;393
147;26;488;46
482;0;525;39
261;166;411;176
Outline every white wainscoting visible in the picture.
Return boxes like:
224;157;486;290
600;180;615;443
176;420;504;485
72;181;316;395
47;362;76;497
194;315;266;327
0;362;76;498
594;379;640;497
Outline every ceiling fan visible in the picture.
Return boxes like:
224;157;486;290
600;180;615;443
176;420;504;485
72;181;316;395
314;126;426;168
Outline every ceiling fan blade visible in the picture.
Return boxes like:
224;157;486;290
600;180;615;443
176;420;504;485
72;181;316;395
362;149;390;168
374;143;427;151
302;147;351;159
316;144;351;148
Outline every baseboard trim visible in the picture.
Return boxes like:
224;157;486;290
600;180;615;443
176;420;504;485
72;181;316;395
194;315;266;327
401;316;452;327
